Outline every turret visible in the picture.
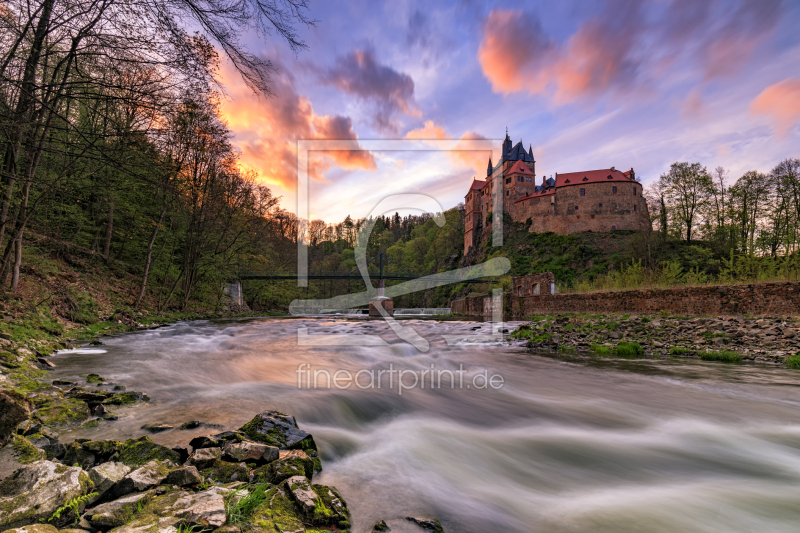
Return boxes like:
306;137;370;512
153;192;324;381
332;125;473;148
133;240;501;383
487;157;493;177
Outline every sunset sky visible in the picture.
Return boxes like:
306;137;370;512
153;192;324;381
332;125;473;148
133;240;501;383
218;0;800;223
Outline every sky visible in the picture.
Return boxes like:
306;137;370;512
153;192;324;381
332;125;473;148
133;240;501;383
216;0;800;223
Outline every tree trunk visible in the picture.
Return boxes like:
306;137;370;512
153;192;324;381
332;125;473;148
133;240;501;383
103;198;114;259
135;203;166;308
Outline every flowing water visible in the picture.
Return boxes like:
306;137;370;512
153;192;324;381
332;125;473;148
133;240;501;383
48;318;800;533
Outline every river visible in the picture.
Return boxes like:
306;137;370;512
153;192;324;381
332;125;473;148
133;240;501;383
49;318;800;533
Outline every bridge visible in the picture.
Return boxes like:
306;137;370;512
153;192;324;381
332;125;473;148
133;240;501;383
236;253;497;284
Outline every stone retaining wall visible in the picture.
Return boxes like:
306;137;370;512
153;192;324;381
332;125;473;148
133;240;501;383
452;281;800;317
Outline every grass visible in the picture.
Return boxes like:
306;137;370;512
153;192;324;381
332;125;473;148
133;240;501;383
698;349;742;363
225;483;270;525
669;346;692;355
590;341;643;357
785;353;800;369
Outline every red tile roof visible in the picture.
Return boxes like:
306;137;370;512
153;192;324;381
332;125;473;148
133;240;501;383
555;168;634;187
507;160;534;175
468;179;487;191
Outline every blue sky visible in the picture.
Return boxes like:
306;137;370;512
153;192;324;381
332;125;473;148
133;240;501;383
218;0;800;222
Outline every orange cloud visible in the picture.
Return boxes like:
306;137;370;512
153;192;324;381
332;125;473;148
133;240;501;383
404;121;490;175
478;8;639;104
751;78;800;136
218;61;375;191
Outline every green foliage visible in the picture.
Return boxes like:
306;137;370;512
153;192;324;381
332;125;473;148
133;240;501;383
12;435;42;463
225;483;270;525
616;341;644;357
49;492;98;524
785;354;800;369
698;349;742;363
670;346;692;355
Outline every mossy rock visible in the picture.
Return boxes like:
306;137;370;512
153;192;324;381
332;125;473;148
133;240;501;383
85;373;105;384
250;487;305;533
202;459;249;483
238;411;316;451
10;435;45;464
103;391;149;405
0;391;32;446
118;436;181;468
311;484;350;530
33;398;89;428
253;456;314;484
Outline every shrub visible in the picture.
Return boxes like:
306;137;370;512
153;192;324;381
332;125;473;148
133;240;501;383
670;346;691;355
616;342;643;357
698;349;742;363
590;343;613;356
785;354;800;369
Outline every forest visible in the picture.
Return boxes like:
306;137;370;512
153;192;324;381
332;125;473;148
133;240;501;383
1;0;798;316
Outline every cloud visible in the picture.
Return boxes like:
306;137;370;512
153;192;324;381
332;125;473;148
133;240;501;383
751;78;800;136
321;49;420;132
478;1;643;103
478;0;782;104
404;121;490;174
218;60;376;192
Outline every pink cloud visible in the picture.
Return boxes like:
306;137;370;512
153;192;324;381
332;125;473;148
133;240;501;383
751;78;800;136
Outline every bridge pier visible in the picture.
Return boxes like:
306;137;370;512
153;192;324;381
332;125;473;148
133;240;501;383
369;280;393;317
224;280;243;306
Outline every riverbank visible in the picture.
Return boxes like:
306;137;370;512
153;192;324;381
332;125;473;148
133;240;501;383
511;313;800;365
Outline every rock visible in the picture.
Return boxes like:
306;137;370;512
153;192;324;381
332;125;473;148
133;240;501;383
186;447;221;469
0;391;31;446
107;516;179;533
238;411;316;451
62;442;95;470
188;431;244;450
0;461;93;529
86;492;151;527
311;483;351;529
92;405;109;417
373;520;391;532
608;331;621;339
283;476;318;519
178;421;201;430
0;524;59;533
222;441;278;464
52;380;75;386
111;460;174;498
253;454;314;484
406;517;445;532
41;442;66;460
118;437;181;468
88;462;131;500
170;447;189;464
170;488;226;527
163;466;202;487
201;459;249;483
784;329;797;338
141;424;173;433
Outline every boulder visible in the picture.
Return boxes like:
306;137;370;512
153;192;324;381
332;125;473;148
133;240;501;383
111;460;174;498
88;462;131;500
372;520;391;532
201;459;249;483
86;492;151;528
247;487;305;532
141;424;173;433
0;461;93;529
118;437;181;468
406;517;445;532
222;441;278;464
311;483;351;530
0;391;31;446
238;411;316;451
283;476;317;519
0;525;59;533
107;516;179;533
163;466;202;487
188;431;244;451
405;517;444;532
62;442;95;470
0;436;45;481
186;447;221;469
253;454;313;484
170;488;226;527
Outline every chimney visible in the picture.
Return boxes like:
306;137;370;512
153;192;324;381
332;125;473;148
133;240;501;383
630;167;635;180
611;166;616;172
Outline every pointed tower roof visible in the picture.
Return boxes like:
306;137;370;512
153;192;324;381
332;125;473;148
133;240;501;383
487;157;493;176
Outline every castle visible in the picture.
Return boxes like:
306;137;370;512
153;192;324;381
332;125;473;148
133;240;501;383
463;131;649;254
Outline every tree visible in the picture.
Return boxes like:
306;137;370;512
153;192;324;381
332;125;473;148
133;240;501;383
657;162;714;243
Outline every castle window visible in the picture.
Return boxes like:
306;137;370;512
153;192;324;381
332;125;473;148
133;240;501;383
583;177;588;181
506;190;510;196
634;205;637;211
612;225;617;231
574;206;578;211
607;175;613;179
612;186;617;194
532;283;540;295
506;178;511;184
518;286;523;297
526;177;532;182
565;179;570;183
599;203;603;207
580;188;585;196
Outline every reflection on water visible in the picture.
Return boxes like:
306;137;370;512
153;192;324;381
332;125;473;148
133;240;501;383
49;318;800;533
